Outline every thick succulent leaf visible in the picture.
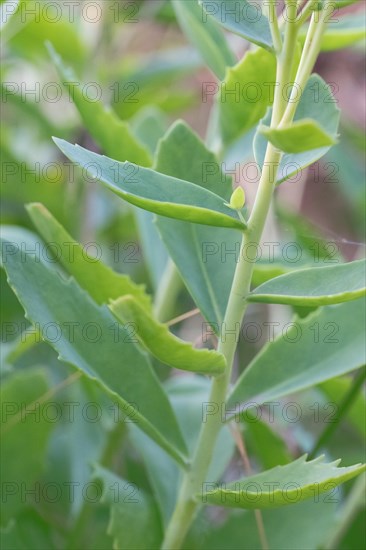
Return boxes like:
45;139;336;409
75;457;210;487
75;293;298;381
27;203;152;310
50;50;167;290
154;122;238;328
300;14;366;52
172;0;235;80
259;119;338;153
218;48;276;147
199;0;273;51
228;300;366;410
155;121;233;201
53;138;246;230
110;296;226;376
1;242;188;466
254;75;341;183
199;455;365;509
1;369;54;524
248;260;366;306
93;465;162;549
49;46;152;167
251;262;312;288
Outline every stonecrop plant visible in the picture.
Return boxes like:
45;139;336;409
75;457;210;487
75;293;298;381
1;0;366;549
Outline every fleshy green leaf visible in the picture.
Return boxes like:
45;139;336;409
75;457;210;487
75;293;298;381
228;300;366;410
300;14;366;52
251;258;315;288
49;48;168;291
93;465;162;550
1;242;188;467
1;369;54;524
248;260;366;306
53;138;246;231
199;0;274;51
259;119;338;154
48;45;152;167
155;121;232;200
110;296;226;376
172;0;235;80
26;203;152;310
218;48;276;147
254;75;341;183
199;455;365;509
154;121;238;328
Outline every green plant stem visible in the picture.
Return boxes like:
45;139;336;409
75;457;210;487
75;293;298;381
162;5;331;548
296;0;307;9
296;0;319;27
162;149;284;550
162;57;288;550
278;0;303;29
266;0;283;54
161;231;254;550
309;367;366;459
272;0;299;124
280;1;332;127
